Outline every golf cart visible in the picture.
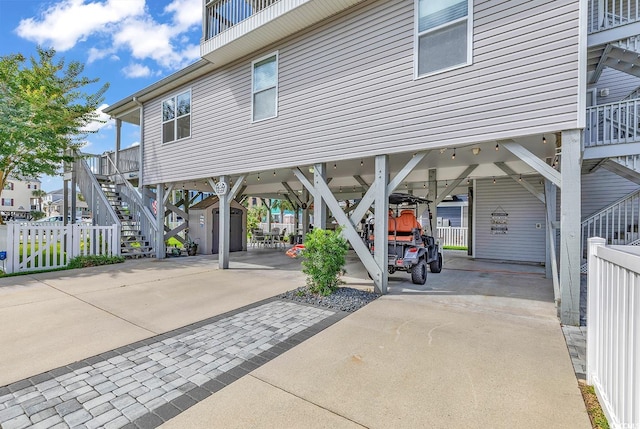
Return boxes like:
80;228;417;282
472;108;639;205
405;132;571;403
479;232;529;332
364;193;442;284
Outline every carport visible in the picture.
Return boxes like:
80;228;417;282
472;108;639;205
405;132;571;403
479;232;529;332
138;132;580;324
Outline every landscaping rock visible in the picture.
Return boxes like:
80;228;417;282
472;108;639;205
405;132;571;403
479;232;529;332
279;286;380;312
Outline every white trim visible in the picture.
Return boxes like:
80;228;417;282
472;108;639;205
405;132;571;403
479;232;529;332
413;0;473;79
577;0;588;128
160;88;192;145
251;51;279;123
471;178;476;257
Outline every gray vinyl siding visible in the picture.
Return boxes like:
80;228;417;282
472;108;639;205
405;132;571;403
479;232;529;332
588;68;640;104
581;169;640;218
475;177;546;263
142;0;580;185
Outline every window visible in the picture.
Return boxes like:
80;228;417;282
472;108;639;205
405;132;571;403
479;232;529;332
162;90;191;143
252;53;278;121
1;198;14;206
416;0;472;77
4;182;13;190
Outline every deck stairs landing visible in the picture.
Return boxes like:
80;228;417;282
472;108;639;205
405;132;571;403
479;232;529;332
99;179;154;258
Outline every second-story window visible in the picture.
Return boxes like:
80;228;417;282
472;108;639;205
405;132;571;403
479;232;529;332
252;53;278;122
162;90;191;144
4;182;14;191
416;0;472;77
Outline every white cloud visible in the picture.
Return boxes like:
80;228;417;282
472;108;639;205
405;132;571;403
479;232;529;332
129;141;140;147
87;46;115;64
122;63;152;78
164;0;201;32
15;0;202;73
82;103;113;132
15;0;145;51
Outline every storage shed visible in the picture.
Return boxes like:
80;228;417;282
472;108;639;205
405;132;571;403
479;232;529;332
188;196;247;254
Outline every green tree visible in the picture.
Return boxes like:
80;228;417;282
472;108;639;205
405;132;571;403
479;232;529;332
271;198;294;224
31;189;47;211
0;48;108;224
247;205;267;232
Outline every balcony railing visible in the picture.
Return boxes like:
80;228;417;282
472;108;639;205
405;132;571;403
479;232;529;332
585;99;640;147
205;0;279;40
588;0;640;33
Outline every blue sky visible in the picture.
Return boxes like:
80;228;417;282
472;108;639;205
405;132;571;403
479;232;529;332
0;0;202;191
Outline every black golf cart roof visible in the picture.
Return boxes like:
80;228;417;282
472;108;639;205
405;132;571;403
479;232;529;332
389;193;432;205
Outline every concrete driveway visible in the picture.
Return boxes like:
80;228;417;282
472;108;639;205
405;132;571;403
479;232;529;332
0;250;590;428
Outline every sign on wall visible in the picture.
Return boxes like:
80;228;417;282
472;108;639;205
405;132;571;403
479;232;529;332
491;206;508;234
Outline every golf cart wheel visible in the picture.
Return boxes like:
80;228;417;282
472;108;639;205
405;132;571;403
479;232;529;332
411;259;427;285
430;253;443;273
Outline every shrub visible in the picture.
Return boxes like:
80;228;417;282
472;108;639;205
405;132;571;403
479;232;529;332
301;228;349;296
67;255;125;269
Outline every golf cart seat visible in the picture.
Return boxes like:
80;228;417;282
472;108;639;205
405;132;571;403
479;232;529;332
388;210;422;242
395;210;421;233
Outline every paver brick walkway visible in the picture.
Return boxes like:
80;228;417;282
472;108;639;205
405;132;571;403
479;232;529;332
0;298;345;429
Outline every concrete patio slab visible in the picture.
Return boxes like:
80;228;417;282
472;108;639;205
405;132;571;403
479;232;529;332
160;375;364;429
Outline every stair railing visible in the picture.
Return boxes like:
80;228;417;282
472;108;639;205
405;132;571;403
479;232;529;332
581;188;640;258
74;154;121;228
585;99;640;147
104;156;158;253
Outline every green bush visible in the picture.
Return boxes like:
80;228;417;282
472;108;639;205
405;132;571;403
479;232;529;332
301;228;349;296
67;255;125;269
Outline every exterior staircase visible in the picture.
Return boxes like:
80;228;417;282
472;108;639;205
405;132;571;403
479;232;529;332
99;180;154;258
74;151;158;259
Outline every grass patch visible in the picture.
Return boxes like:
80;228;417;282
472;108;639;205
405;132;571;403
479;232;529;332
579;381;610;429
0;254;125;277
67;255;125;269
443;245;468;251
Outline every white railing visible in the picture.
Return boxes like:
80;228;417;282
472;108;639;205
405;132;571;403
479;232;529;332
587;238;640;429
5;222;120;273
613;154;640;172
437;226;468;248
589;0;640;33
581;189;640;258
258;222;296;234
80;149;139;176
74;155;120;227
105;156;158;253
205;0;279;40
585;100;640;147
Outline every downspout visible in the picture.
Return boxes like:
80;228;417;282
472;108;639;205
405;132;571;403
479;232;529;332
133;97;144;191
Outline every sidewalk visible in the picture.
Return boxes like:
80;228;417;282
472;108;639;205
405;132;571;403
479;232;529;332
0;251;590;428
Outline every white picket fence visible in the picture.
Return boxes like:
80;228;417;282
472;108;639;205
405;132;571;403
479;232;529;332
437;227;468;248
4;222;120;274
587;238;640;429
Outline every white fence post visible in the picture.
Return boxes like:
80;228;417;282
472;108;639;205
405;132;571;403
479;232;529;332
6;223;16;274
586;237;606;385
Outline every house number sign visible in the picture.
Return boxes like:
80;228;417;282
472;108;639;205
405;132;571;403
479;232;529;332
214;181;228;196
490;206;508;235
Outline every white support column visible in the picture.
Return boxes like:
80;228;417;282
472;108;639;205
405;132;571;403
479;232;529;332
428;169;437;231
313;163;327;229
374;155;389;294
545;180;560;305
218;175;230;269
560;129;582;326
155;184;165;259
115;118;122;171
301;189;309;238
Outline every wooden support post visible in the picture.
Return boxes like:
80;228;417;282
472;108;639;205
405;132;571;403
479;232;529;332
545;180;560;304
374;155;389;294
314;163;327;229
219;175;230;269
560;129;582;326
302;189;309;238
115;118;121;172
428;169;438;231
156;184;165;259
